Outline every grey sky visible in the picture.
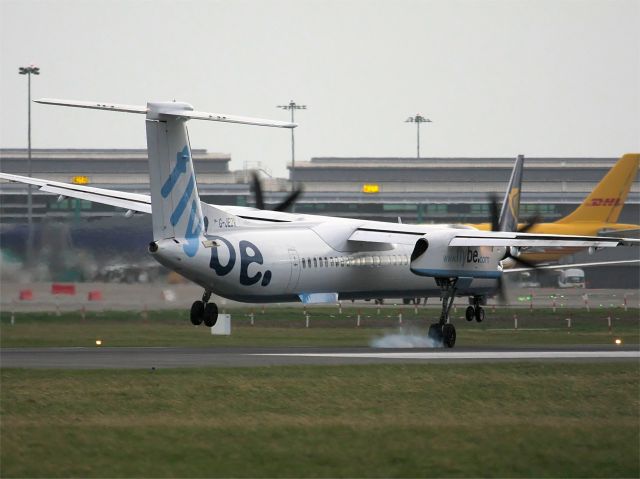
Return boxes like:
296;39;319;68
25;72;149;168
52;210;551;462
1;0;638;177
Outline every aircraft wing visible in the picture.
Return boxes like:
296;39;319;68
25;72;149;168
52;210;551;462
502;259;640;273
0;172;152;214
599;227;640;238
447;231;635;248
0;172;306;222
348;226;639;248
348;226;426;245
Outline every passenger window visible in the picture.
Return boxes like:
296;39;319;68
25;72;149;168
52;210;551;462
313;258;318;268
373;256;380;266
404;255;409;265
302;258;306;268
324;257;328;267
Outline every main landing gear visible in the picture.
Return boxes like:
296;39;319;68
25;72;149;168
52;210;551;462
190;290;218;327
465;296;485;323
428;278;458;348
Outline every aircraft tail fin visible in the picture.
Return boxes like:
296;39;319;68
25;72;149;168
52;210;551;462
34;98;295;257
556;153;639;224
145;105;204;255
498;154;524;231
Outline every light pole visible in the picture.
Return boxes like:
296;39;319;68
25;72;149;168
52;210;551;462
19;64;40;267
405;114;431;159
277;100;306;191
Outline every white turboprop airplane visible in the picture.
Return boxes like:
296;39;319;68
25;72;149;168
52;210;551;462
1;99;638;348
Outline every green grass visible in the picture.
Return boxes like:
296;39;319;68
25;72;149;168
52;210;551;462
1;307;638;348
1;363;638;477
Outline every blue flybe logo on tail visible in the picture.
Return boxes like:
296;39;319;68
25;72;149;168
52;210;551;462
161;146;202;257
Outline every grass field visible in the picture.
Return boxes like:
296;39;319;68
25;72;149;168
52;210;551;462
2;362;638;478
1;307;638;348
2;308;638;477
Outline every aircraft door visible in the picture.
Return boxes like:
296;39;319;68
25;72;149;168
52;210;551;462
286;248;301;292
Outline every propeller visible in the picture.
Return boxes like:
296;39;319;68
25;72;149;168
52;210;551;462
517;214;541;234
487;194;541;302
250;172;304;212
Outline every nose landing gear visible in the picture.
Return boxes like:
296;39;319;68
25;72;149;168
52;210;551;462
190;290;218;327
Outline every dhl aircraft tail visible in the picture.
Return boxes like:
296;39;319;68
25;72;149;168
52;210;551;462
555;153;639;224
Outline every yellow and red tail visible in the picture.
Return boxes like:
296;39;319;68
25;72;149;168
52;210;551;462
556;153;639;224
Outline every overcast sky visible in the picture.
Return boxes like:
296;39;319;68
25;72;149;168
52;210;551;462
1;0;638;177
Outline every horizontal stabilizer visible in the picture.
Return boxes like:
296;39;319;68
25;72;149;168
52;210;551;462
35;98;297;128
34;98;148;114
169;109;296;128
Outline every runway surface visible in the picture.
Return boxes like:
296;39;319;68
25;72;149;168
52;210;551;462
1;345;638;369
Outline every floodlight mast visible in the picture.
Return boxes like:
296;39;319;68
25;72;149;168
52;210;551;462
18;64;40;268
277;100;306;192
405;114;431;159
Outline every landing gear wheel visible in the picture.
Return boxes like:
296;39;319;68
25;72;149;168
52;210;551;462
190;301;204;326
203;302;219;327
428;323;443;344
442;323;456;348
465;305;475;322
475;306;485;323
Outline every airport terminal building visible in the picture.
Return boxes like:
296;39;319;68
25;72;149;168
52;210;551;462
1;148;638;224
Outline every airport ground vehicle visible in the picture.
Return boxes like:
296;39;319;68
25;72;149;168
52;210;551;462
558;268;586;288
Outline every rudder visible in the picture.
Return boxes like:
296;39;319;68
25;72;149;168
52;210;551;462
146;102;204;257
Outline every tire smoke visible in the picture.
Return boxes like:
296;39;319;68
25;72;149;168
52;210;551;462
370;328;441;348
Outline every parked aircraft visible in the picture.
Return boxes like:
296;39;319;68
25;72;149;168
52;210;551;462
473;153;639;264
1;98;637;348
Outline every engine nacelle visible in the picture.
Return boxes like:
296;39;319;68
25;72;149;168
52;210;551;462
409;230;503;279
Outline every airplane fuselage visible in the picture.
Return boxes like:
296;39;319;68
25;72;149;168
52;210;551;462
150;219;502;303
